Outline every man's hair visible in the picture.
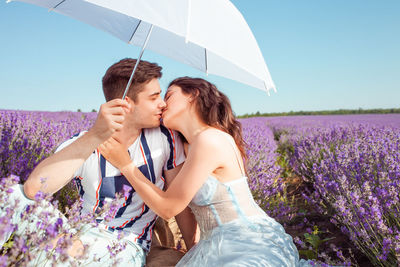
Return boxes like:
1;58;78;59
102;58;162;102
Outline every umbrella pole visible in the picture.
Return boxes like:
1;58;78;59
122;24;154;99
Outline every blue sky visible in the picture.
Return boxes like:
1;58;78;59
1;0;399;115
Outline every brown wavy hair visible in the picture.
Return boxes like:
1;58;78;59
168;77;247;165
102;58;162;102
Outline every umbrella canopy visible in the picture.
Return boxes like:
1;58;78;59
7;0;276;94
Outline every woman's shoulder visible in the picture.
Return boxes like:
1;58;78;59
195;128;230;149
188;128;228;166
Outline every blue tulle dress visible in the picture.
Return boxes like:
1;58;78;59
176;141;313;266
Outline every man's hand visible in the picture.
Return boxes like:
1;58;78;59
24;99;130;199
90;99;131;142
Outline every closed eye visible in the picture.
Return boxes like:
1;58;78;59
164;92;172;101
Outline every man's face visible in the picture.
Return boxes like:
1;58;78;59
130;78;166;129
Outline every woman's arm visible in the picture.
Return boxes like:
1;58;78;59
99;133;221;220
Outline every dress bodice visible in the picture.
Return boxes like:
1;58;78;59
189;175;266;239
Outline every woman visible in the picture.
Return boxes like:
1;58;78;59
100;77;312;266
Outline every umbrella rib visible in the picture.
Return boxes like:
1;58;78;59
122;24;154;99
49;0;67;12
185;0;192;43
128;20;142;44
204;48;208;75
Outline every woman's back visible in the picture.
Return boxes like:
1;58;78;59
188;129;266;237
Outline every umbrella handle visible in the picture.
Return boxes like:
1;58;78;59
122;24;154;100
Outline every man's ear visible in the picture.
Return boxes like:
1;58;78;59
124;96;134;112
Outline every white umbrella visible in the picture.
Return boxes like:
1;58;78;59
7;0;276;96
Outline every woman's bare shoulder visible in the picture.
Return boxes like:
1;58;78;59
194;128;229;150
186;129;228;169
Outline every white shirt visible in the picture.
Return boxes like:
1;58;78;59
56;126;185;252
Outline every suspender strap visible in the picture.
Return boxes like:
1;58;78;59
225;135;245;176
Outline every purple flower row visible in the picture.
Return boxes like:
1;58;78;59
240;118;295;222
266;114;400;266
0;110;96;182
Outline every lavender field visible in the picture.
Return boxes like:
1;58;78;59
1;110;400;266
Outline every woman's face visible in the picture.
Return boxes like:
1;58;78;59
162;85;191;129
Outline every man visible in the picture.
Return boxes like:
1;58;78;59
2;59;197;266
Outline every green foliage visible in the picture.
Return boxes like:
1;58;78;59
276;139;294;178
2;233;14;252
299;226;335;260
272;127;294;178
53;181;80;214
272;128;289;142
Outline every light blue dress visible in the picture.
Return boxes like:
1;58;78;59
176;140;313;266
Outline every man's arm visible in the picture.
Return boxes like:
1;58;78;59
24;99;130;199
164;164;199;250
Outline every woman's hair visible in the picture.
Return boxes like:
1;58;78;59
168;77;247;164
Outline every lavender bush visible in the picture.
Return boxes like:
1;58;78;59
290;125;400;266
267;114;400;266
0;175;128;266
240;118;287;217
0;110;96;182
241;117;351;265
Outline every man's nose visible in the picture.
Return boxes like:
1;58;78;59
159;99;167;109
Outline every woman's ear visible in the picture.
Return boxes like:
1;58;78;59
188;89;200;103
